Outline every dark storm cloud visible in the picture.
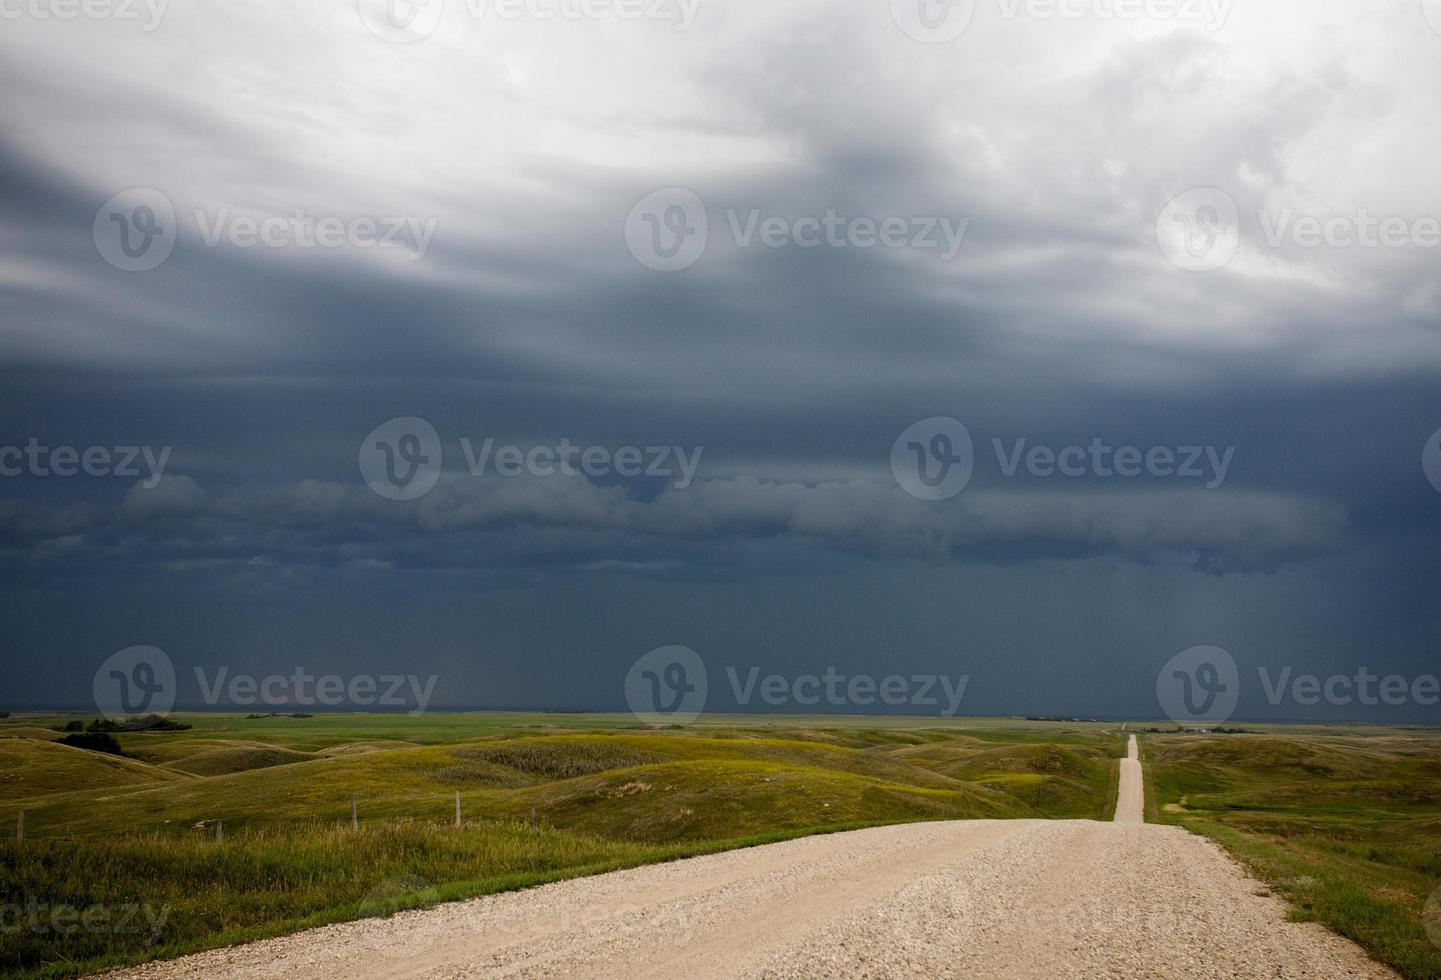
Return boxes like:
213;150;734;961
0;469;1348;581
1;0;1439;717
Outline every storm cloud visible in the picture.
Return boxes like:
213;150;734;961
1;0;1439;720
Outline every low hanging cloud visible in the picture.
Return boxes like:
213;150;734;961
0;474;1348;579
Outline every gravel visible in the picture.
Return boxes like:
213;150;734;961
1114;734;1144;823
103;817;1395;979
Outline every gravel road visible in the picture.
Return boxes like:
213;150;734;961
1114;733;1144;823
106;818;1394;979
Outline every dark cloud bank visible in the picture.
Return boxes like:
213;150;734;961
2;0;1440;721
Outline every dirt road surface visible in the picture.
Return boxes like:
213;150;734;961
106;819;1393;979
1114;733;1144;823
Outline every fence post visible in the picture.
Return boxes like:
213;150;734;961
16;811;22;843
351;794;358;831
455;791;461;828
216;820;223;843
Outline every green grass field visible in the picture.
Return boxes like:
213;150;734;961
0;712;1124;978
6;713;1441;979
1146;730;1441;980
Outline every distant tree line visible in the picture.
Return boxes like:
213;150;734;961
1138;725;1255;734
52;715;192;734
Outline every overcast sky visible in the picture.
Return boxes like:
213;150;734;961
2;0;1440;722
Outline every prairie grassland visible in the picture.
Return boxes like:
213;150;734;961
1145;731;1441;980
0;712;1122;977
